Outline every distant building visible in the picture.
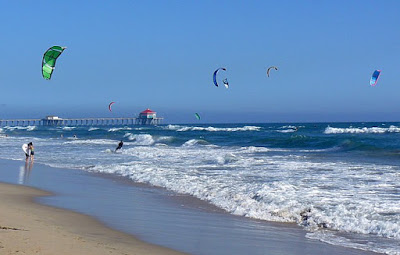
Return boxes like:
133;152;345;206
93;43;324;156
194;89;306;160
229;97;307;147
42;115;63;126
139;109;156;119
44;115;62;120
135;108;163;125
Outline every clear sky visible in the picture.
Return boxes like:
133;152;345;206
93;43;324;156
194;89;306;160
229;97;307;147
1;0;399;123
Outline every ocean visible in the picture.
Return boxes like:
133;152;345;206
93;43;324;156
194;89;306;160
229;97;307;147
0;122;399;254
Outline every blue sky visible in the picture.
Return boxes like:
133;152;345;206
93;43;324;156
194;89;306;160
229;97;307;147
1;1;399;123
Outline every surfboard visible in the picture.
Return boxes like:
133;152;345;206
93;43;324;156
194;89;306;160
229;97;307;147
22;144;29;155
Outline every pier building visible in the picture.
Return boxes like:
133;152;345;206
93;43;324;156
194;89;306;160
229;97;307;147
135;109;163;125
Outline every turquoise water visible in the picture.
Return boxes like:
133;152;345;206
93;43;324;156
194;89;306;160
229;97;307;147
0;122;399;254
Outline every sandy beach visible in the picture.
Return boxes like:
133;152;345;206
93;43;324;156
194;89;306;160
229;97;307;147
0;182;186;255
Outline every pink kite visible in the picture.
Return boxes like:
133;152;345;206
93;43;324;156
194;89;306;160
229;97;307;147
108;102;115;112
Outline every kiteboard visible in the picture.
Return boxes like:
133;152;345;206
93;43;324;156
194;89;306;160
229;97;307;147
22;144;29;155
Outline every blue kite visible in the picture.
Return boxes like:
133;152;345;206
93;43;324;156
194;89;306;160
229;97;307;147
370;70;381;86
213;67;228;88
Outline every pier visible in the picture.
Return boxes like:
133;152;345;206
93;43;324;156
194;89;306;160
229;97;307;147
0;117;141;127
0;109;163;127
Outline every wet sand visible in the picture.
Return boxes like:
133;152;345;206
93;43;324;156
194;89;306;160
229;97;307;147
0;182;186;255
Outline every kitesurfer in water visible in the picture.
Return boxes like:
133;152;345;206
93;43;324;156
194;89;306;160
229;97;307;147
115;140;123;152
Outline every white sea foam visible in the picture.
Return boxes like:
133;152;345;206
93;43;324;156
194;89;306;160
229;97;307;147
123;133;155;145
132;127;153;130
277;129;296;133
104;149;114;153
3;125;36;131
239;146;288;153
60;126;76;131
123;133;174;145
182;139;206;147
306;231;400;255
88;127;100;131
325;125;400;134
157;136;174;142
108;127;132;132
165;124;261;132
164;124;183;130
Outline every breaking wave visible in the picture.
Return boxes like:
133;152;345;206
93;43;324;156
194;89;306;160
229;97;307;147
3;126;36;131
165;125;261;132
108;127;133;132
325;125;400;134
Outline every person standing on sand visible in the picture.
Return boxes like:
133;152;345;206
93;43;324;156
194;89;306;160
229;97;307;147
28;142;34;161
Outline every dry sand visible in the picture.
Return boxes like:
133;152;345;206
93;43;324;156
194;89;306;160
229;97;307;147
0;182;186;255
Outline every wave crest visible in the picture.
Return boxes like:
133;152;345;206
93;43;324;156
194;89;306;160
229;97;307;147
166;125;261;132
108;127;133;132
124;133;155;145
3;126;36;131
182;139;209;147
325;125;400;134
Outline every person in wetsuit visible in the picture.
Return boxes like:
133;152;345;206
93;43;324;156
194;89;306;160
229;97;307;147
115;140;123;152
28;142;34;161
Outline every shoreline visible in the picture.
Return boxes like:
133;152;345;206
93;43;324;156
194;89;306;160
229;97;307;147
0;158;382;255
0;181;186;255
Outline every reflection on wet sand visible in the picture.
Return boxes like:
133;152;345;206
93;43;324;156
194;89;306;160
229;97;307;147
18;160;33;184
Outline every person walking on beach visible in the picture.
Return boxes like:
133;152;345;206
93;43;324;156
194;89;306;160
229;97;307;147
115;140;123;152
28;142;34;161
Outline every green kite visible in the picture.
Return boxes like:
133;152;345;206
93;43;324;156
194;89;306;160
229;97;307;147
42;46;66;80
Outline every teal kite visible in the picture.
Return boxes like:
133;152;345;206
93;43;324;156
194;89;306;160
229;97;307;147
195;113;201;120
42;46;66;80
